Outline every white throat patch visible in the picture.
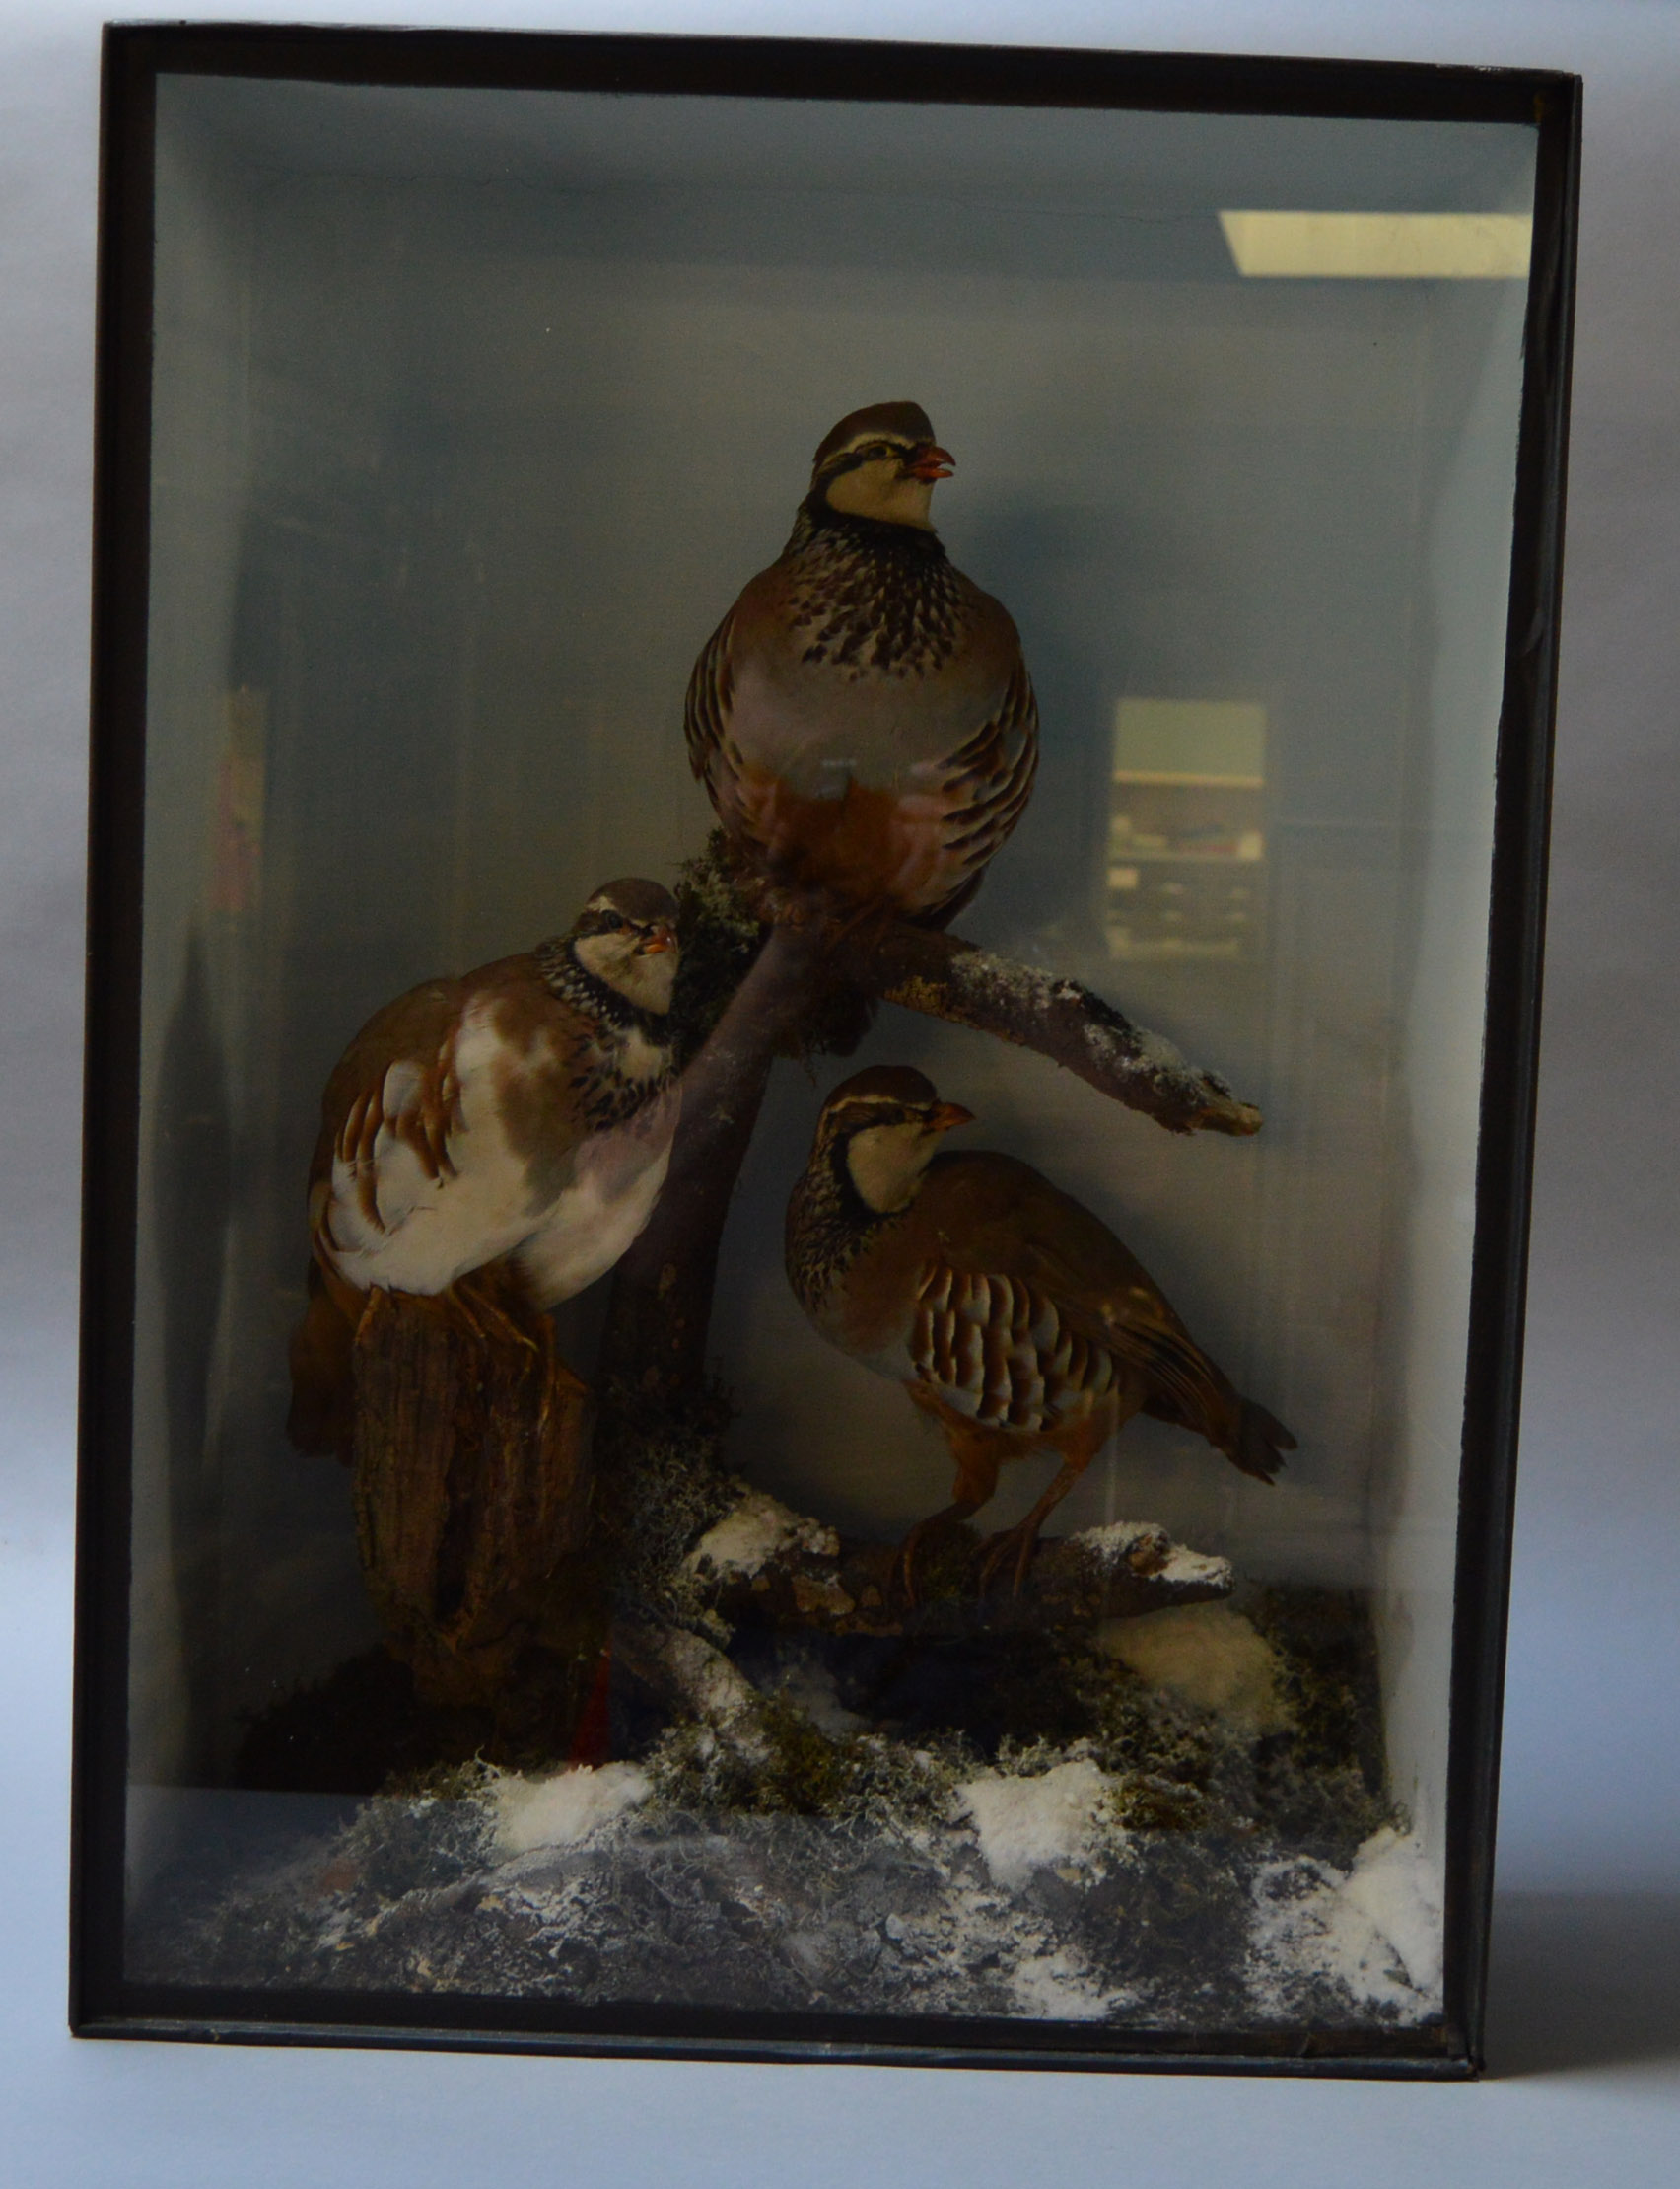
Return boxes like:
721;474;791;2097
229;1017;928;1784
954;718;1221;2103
824;459;937;531
573;930;676;1016
845;1121;941;1213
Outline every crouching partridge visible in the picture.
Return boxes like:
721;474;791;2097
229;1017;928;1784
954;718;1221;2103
685;401;1038;924
786;1068;1294;1597
287;878;681;1456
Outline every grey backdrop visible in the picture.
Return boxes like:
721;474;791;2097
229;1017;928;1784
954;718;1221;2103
3;0;1677;2182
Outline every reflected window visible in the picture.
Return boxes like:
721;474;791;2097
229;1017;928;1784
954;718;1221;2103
1105;699;1267;964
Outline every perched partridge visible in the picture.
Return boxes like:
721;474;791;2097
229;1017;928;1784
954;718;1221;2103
287;878;681;1456
786;1068;1293;1596
685;401;1038;923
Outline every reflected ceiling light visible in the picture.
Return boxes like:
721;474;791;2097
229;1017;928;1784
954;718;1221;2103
1114;699;1266;787
1219;210;1532;279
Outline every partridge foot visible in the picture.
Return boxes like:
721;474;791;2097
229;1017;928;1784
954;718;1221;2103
891;1518;939;1610
449;1274;541;1357
891;1502;979;1609
974;1519;1043;1598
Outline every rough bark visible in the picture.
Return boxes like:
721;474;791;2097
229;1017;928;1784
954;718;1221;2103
350;1272;601;1729
598;924;822;1400
611;1493;1235;1744
613;1612;770;1757
830;918;1261;1138
681;1490;1234;1644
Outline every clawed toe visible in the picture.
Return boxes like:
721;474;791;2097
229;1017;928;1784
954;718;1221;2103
890;1526;930;1610
975;1523;1040;1598
891;1503;978;1610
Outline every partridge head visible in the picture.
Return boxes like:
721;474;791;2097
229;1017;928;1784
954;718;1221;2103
686;402;1039;924
806;400;955;530
786;1068;1293;1597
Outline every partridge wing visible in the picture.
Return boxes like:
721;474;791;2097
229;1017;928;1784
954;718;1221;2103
914;1153;1291;1478
897;1154;1119;1430
1008;1174;1294;1481
684;607;736;789
309;980;468;1263
926;651;1039;919
907;1253;1113;1435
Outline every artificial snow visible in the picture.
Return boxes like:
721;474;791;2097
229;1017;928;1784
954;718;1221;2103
1071;1520;1232;1595
685;1491;838;1580
773;1655;866;1737
1009;1945;1115;2021
1132;1025;1190;1072
130;1766;1428;2031
491;1762;652;1858
1250;1827;1443;2015
1099;1601;1289;1732
957;1759;1109;1890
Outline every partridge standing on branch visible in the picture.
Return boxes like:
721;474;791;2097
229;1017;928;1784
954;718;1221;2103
686;401;1039;924
786;1067;1294;1598
287;879;682;1456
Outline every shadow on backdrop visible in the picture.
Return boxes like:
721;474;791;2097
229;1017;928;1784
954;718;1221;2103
1486;1892;1680;2077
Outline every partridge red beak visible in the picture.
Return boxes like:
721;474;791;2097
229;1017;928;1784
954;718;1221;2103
930;1100;975;1131
639;924;678;956
908;444;955;482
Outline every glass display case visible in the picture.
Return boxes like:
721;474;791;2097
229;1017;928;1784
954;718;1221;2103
73;25;1578;2073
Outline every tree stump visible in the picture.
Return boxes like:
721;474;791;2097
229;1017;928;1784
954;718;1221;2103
349;1268;603;1746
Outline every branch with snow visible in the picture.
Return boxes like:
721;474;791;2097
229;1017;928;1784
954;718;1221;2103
612;1610;770;1764
826;918;1261;1138
681;1488;1233;1641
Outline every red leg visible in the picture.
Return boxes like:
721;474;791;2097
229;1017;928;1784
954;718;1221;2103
893;1492;985;1608
893;1410;1000;1607
974;1407;1122;1596
973;1458;1089;1596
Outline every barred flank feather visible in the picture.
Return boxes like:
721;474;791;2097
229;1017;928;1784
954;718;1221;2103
911;1267;1126;1434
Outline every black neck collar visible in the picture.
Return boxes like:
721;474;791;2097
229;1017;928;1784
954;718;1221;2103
534;936;671;1044
822;1131;893;1230
787;495;949;561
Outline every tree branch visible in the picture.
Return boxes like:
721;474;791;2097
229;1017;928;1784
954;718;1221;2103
827;919;1261;1137
598;924;825;1399
680;1486;1234;1641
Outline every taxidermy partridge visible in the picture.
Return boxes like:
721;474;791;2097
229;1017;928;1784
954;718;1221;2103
786;1067;1294;1597
685;401;1038;924
287;878;681;1456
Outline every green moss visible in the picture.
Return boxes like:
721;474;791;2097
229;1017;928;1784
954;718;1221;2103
668;834;765;1063
1088;1666;1231;1834
648;1700;968;1829
1109;1772;1211;1834
751;1695;856;1815
985;1636;1102;1752
593;1377;741;1637
1245;1587;1394;1860
1043;1593;1399;1859
381;1755;497;1803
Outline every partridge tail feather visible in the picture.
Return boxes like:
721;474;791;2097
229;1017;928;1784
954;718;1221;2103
1231;1397;1295;1485
1140;1346;1294;1485
286;1266;357;1462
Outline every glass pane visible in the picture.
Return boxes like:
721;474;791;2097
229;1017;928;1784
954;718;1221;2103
125;72;1535;2041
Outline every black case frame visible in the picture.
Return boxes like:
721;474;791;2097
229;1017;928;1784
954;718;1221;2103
72;20;1580;2078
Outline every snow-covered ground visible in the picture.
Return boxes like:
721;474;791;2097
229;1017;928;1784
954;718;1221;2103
126;1751;1442;2033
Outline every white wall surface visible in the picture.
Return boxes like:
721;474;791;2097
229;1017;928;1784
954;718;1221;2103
5;1;1680;2182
